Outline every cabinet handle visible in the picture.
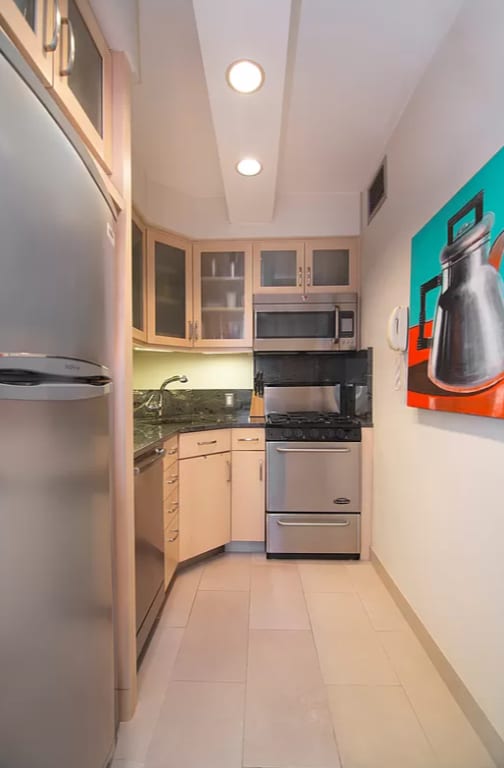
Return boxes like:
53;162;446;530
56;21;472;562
167;530;179;542
238;437;259;442
169;501;179;511
166;446;177;455
60;17;75;76
44;0;61;52
306;266;312;287
188;320;193;341
297;266;303;287
227;460;232;482
197;439;217;446
259;460;263;482
155;447;166;456
166;475;178;484
193;321;199;341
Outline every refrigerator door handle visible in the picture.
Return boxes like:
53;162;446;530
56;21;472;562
0;354;111;379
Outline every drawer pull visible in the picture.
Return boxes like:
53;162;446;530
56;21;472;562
197;439;217;446
167;501;179;511
166;475;178;484
334;498;350;504
277;520;350;528
167;530;179;542
238;437;259;442
166;447;177;455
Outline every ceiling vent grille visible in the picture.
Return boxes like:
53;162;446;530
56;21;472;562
367;159;387;223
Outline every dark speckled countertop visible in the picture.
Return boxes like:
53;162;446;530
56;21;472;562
134;413;265;459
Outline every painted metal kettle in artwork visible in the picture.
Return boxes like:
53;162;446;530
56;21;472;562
417;191;504;392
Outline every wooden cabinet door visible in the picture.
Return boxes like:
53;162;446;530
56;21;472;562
304;237;359;293
0;0;55;84
253;240;305;294
193;240;253;348
179;452;231;561
147;228;193;347
52;0;112;170
231;451;265;542
132;211;147;342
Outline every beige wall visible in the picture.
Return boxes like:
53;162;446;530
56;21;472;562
133;350;253;390
360;0;504;740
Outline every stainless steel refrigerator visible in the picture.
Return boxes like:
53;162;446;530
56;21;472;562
0;33;116;768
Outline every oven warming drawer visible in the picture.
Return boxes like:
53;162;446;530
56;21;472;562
266;513;360;555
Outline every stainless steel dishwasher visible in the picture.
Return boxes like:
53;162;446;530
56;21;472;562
134;445;165;658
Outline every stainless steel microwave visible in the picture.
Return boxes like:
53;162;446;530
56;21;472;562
253;293;358;352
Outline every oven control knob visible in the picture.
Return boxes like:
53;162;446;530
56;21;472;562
310;429;319;440
294;429;303;439
336;428;345;440
283;429;291;440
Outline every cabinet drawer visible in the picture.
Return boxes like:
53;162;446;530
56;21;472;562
164;514;179;589
231;428;264;451
164;485;179;517
179;429;231;459
163;435;178;468
266;513;360;555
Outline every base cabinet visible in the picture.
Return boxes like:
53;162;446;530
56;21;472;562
179;451;231;561
231;451;265;541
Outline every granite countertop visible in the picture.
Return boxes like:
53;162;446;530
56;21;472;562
134;412;265;458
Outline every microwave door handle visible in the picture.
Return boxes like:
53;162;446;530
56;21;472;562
334;305;340;344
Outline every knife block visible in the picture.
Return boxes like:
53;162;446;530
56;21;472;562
249;394;264;418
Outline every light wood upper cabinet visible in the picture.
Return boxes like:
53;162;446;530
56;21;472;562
1;0;112;170
304;237;359;293
253;240;305;294
52;0;112;170
193;240;253;348
132;211;147;343
147;228;193;348
253;238;359;294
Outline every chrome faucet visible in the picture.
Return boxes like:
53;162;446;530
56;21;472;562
145;375;189;418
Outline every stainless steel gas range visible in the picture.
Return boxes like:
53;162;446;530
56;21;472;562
264;386;361;558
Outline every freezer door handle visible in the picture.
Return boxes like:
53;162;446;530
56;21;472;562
0;381;111;401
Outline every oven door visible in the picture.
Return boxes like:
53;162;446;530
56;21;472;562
266;441;361;512
254;303;338;351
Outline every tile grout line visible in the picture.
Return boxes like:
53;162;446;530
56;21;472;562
241;562;252;768
296;562;345;768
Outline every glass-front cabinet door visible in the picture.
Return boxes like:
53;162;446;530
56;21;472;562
0;0;55;84
53;0;111;170
193;241;252;348
132;213;147;343
304;238;359;293
253;240;304;294
147;229;193;348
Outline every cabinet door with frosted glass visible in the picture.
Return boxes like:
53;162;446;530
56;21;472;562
193;241;252;348
52;0;112;169
253;240;305;294
132;212;147;343
147;229;193;347
0;0;55;84
304;237;359;293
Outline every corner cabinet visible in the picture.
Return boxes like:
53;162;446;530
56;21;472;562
146;228;193;348
193;241;253;348
253;237;359;294
1;0;112;170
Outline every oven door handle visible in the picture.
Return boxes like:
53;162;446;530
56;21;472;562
276;520;351;527
275;447;351;453
334;304;340;344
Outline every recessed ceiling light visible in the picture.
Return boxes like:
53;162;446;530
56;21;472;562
236;158;262;176
226;59;264;94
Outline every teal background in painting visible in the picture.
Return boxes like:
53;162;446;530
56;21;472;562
409;146;504;327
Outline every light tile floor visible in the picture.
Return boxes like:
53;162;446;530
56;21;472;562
113;554;495;768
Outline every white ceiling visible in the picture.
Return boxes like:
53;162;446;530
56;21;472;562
93;0;465;229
